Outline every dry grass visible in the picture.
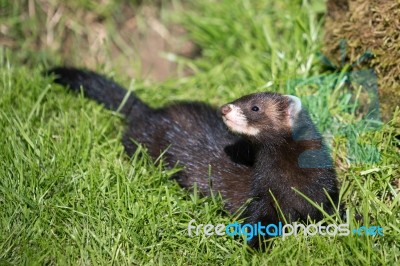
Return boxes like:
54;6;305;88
1;0;197;81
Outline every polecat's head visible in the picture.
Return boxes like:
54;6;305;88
221;92;302;143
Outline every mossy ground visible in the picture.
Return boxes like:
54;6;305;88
324;0;400;121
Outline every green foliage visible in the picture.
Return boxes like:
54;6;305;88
0;0;399;265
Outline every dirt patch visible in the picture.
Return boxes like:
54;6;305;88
1;1;199;82
111;3;200;81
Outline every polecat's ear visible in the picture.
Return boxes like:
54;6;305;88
285;95;302;119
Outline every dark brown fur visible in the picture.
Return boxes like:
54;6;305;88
222;93;338;247
46;67;339;248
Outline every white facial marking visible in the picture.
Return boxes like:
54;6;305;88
285;95;302;118
222;104;260;136
285;95;302;127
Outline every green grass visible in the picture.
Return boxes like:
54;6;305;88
1;0;399;265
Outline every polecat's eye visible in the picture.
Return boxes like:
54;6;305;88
251;106;259;112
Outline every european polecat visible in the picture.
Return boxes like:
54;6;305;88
46;67;339;248
221;93;338;247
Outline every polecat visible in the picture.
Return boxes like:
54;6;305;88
46;67;339;248
221;93;338;247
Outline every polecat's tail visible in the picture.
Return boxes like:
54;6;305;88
45;67;149;115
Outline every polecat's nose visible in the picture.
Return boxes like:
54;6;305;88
221;105;232;115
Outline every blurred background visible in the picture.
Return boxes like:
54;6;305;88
1;0;200;82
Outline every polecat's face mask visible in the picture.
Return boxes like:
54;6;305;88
221;92;302;141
